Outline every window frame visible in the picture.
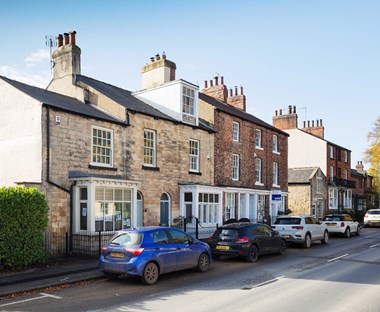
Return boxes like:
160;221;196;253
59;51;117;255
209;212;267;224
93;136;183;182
232;154;240;181
255;157;262;184
329;146;334;159
143;129;156;167
255;129;262;149
272;134;278;153
91;125;113;168
232;122;240;142
273;161;279;186
189;139;200;172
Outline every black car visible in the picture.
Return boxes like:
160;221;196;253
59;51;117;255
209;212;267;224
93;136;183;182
207;222;287;262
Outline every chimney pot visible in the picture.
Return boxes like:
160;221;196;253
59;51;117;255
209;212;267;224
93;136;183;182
150;57;155;62
275;110;278;116
303;121;306;128
293;105;296;114
64;33;69;45
214;76;218;86
155;53;160;61
279;109;282;115
312;120;315;127
240;86;244;95
317;120;319;126
162;51;166;60
234;86;238;96
307;121;310;127
289;105;292;114
69;31;76;45
229;88;233;97
221;76;224;85
204;80;208;88
320;119;323;126
58;34;63;47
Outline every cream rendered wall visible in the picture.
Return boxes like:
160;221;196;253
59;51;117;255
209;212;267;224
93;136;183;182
286;128;327;174
47;75;85;102
0;80;42;186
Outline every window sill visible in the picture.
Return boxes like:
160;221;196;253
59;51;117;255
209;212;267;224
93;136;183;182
142;166;160;171
273;151;280;155
255;182;264;186
272;184;280;188
89;164;117;171
255;146;264;151
189;171;202;176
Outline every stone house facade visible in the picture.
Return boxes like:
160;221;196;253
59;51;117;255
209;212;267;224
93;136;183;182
273;106;355;215
288;167;327;218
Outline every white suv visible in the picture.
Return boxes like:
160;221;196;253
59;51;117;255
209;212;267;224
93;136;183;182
364;209;380;227
272;215;329;248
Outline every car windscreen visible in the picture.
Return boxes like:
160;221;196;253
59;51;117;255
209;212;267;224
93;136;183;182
323;216;342;221
368;211;380;215
214;229;239;239
110;232;142;246
274;218;301;225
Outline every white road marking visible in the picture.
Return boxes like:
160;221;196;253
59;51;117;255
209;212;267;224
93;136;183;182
250;276;285;288
370;243;380;248
0;292;61;307
327;254;349;262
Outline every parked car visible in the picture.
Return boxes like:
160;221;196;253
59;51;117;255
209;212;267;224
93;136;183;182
207;222;287;262
99;226;211;285
271;215;329;248
364;209;380;227
322;214;360;237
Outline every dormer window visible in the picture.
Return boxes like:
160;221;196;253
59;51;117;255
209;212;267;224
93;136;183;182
182;86;196;125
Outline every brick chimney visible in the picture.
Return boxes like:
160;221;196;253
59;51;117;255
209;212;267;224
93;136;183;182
201;76;228;102
356;161;364;173
51;31;81;79
273;105;298;130
141;52;176;89
227;86;246;111
300;118;325;138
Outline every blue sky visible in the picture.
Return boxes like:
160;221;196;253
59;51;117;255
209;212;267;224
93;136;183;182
1;0;379;168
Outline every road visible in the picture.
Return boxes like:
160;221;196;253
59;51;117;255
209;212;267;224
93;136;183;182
1;228;379;312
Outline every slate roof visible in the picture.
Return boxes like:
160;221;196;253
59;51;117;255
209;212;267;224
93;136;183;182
76;75;215;133
288;167;319;184
199;92;289;136
1;75;125;125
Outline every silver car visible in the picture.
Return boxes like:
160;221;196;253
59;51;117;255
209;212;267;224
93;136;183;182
364;209;380;227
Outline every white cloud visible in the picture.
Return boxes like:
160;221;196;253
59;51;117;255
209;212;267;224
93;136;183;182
0;65;51;88
24;49;50;68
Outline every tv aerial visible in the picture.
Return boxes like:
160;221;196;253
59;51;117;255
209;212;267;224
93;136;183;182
45;35;57;72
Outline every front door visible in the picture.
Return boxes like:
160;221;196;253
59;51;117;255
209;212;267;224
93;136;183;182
160;193;170;226
136;192;143;227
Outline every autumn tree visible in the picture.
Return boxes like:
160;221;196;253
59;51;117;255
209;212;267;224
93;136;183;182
364;116;380;206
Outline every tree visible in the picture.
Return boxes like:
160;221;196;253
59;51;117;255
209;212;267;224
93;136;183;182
364;116;380;205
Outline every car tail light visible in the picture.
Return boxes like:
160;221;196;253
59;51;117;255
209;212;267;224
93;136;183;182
292;226;304;230
340;222;345;227
236;237;249;243
102;246;109;252
124;247;144;256
270;226;276;229
207;236;213;241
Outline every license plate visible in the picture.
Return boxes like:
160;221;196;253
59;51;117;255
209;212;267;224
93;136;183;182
283;235;290;238
216;245;230;250
111;252;124;258
326;224;335;226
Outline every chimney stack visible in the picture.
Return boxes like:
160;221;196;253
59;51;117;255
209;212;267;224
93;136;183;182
201;75;228;102
141;52;177;89
301;118;325;139
356;161;364;173
227;84;246;111
273;105;298;130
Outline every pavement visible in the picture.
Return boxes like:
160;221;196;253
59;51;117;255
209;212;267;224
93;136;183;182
0;258;104;298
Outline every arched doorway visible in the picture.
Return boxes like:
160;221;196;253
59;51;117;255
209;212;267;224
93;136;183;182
136;191;143;227
160;193;170;226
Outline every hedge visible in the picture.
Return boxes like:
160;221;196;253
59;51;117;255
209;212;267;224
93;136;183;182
0;186;49;270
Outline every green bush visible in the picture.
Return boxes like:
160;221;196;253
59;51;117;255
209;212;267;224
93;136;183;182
0;186;49;270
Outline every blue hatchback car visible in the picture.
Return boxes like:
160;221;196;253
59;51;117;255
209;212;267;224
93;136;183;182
99;226;211;284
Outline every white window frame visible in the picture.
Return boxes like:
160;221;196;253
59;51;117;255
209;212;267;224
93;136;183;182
329;188;338;209
189;139;200;172
91;126;113;168
199;193;219;226
255;129;262;149
316;177;323;194
232;122;240;142
232;154;240;181
182;86;197;125
329;146;334;159
255;158;262;184
273;161;279;186
344;189;352;208
272;134;278;153
330;166;334;183
143;129;156;167
225;193;235;220
344;151;348;163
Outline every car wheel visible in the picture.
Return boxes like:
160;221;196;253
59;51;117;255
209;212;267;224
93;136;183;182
303;234;312;248
356;226;361;236
279;240;287;255
321;231;329;244
140;262;159;285
343;227;350;238
196;253;210;272
103;272;120;280
246;244;259;262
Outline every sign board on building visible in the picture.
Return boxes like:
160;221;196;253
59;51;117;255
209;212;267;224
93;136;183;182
271;190;282;201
